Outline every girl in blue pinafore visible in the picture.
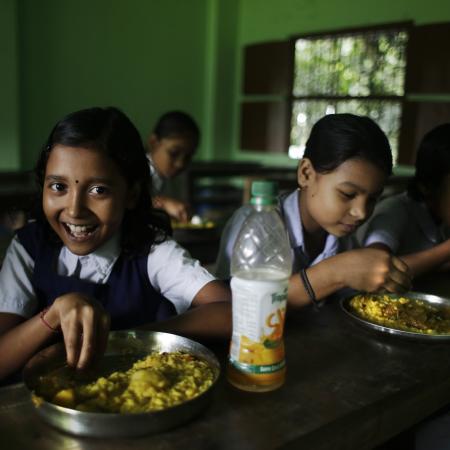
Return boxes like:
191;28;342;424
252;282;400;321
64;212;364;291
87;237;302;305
0;107;230;382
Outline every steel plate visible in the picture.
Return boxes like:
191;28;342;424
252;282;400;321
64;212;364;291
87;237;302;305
341;291;450;341
23;330;221;437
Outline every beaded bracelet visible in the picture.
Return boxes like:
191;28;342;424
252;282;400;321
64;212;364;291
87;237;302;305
299;269;320;310
40;307;60;333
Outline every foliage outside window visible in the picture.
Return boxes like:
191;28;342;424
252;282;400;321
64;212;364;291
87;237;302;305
289;28;408;163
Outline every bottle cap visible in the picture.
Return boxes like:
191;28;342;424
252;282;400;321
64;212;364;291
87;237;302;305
250;180;278;205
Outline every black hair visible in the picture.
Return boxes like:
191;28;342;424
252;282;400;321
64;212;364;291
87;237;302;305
33;106;171;256
303;113;392;176
408;123;450;201
152;111;200;148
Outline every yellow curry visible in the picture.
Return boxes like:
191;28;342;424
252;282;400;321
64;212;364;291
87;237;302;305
35;351;215;413
349;294;450;335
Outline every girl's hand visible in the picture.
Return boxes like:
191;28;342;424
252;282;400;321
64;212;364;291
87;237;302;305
46;293;110;369
339;248;412;293
154;195;191;222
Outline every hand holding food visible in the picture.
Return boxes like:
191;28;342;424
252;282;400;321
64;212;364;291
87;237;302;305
47;293;110;370
338;248;412;293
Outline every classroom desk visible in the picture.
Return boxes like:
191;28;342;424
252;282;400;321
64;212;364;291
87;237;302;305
1;279;450;450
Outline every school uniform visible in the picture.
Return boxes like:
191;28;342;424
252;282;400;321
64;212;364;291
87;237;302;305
357;192;450;254
214;189;356;280
0;221;215;329
147;155;165;195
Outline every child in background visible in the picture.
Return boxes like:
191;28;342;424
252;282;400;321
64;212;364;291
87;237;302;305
215;114;411;307
0;107;230;382
357;123;450;278
403;126;450;450
147;111;199;222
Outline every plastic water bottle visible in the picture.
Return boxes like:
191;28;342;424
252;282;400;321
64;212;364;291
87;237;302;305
227;181;292;392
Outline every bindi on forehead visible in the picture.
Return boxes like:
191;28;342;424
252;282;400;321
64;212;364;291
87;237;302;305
76;180;79;183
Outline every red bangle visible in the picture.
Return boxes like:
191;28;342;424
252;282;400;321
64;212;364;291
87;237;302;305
40;307;60;333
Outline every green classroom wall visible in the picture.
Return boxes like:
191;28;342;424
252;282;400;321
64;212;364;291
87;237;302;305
206;0;239;163
2;0;450;171
0;0;21;170
239;0;450;44
17;0;210;169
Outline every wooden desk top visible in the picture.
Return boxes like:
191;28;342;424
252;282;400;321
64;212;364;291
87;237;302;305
1;282;450;449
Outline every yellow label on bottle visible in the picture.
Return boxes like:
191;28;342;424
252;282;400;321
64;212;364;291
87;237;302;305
229;275;288;375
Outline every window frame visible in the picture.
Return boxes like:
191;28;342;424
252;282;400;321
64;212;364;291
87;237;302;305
287;22;412;163
240;21;450;165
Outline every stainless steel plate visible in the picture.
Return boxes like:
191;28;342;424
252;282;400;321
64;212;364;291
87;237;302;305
23;330;221;437
341;291;450;341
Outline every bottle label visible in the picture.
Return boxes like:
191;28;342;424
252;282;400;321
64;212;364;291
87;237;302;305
229;358;286;374
229;276;288;374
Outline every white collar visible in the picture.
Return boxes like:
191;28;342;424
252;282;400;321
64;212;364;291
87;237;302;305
282;189;339;260
60;232;121;279
146;154;165;194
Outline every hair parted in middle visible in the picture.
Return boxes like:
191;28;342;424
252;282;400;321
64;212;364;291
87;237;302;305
303;113;393;176
34;106;171;256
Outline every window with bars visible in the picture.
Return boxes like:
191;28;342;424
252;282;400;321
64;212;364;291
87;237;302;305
290;28;408;163
240;22;450;166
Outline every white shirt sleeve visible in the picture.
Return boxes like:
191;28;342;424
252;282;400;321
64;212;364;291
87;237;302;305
362;197;409;253
0;236;38;317
147;239;215;314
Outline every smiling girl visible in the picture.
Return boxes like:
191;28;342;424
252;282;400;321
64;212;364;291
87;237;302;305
215;114;411;306
0;107;230;382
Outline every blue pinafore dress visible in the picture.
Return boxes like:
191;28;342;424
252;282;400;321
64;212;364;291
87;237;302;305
17;222;176;329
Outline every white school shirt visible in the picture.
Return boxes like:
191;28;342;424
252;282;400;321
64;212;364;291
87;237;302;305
0;231;215;318
147;155;166;195
357;192;450;254
214;189;355;279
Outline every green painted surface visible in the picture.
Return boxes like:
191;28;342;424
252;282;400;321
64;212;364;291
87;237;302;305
18;0;209;168
209;0;239;161
2;0;450;171
0;0;20;170
239;0;450;43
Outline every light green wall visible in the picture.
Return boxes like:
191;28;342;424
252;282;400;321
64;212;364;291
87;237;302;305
240;0;450;43
207;0;240;161
0;0;21;170
3;0;450;171
18;0;210;168
231;0;450;167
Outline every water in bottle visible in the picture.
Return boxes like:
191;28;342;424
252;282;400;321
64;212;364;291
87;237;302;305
227;180;291;392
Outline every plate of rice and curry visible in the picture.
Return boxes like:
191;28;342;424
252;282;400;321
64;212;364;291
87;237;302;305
341;292;450;340
23;330;220;437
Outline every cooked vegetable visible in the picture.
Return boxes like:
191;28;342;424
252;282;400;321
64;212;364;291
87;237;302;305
36;351;215;413
350;294;450;335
